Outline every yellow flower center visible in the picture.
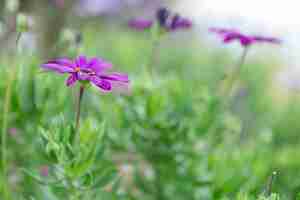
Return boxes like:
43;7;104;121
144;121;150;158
75;67;80;72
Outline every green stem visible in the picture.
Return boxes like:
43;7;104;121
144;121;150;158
74;85;85;144
146;36;160;79
222;47;249;99
265;171;277;196
205;47;250;145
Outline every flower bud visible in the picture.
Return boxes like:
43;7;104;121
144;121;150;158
16;13;29;33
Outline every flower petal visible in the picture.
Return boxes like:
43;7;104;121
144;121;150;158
169;15;192;31
252;36;281;44
75;55;88;67
53;58;74;67
41;63;74;74
128;18;153;31
99;73;129;83
41;57;75;73
66;73;78;86
88;57;112;74
156;7;170;26
210;27;281;47
90;76;112;92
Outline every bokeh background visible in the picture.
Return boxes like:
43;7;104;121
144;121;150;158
0;0;300;199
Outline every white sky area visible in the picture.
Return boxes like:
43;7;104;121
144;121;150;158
182;0;300;27
177;0;300;90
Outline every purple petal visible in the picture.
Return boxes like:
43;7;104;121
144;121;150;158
252;36;281;44
110;81;131;95
99;73;129;83
75;55;88;67
41;62;75;74
100;73;130;94
53;58;74;66
156;7;170;26
66;73;78;86
91;76;112;92
210;27;281;47
176;18;192;29
128;18;153;31
222;32;241;43
170;15;192;31
41;57;75;73
88;57;112;74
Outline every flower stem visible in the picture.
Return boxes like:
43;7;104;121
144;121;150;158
222;47;249;99
265;171;277;196
146;36;160;79
205;47;250;145
75;85;85;132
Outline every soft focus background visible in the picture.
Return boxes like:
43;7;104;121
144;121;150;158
1;0;300;199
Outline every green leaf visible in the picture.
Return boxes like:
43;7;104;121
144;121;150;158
70;120;106;178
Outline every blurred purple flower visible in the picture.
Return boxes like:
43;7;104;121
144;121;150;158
54;0;65;8
128;18;153;30
129;7;192;32
209;27;281;47
40;166;49;177
156;7;169;27
41;55;129;93
9;128;18;137
76;0;122;16
169;14;192;31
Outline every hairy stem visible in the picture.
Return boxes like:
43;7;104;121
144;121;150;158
222;47;249;99
147;36;160;78
75;85;85;131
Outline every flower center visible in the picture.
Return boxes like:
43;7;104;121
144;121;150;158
75;67;81;72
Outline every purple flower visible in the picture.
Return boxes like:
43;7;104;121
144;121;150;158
41;55;129;93
156;7;170;27
40;166;49;177
129;7;192;32
169;14;192;31
9;128;18;137
128;18;153;31
209;27;281;47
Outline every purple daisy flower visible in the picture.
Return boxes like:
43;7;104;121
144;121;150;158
41;55;129;93
129;7;192;32
209;27;281;47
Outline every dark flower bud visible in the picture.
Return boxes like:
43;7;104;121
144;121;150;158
156;7;169;27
